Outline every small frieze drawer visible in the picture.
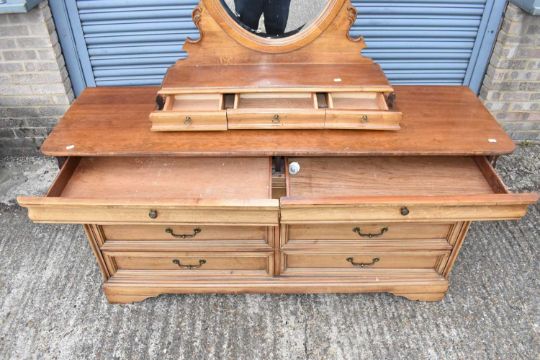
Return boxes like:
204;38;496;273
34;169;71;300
324;92;401;130
150;93;227;131
227;92;325;129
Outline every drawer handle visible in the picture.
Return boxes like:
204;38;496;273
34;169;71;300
184;116;192;126
352;227;388;238
401;207;410;216
346;257;380;268
156;95;165;110
272;114;281;124
165;227;202;239
172;259;206;270
148;209;158;219
361;114;369;123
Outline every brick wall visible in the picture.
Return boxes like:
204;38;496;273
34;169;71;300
480;3;540;142
0;1;73;156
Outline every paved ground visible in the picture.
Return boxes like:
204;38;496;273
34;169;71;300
0;145;538;359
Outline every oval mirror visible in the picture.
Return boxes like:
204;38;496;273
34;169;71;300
220;0;330;38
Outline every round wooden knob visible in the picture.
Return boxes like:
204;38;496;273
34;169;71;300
288;162;301;175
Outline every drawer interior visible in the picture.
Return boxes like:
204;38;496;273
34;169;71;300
165;93;224;112
286;156;507;197
234;92;318;110
48;157;272;200
328;92;388;110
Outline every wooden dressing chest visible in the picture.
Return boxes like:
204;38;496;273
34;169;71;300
18;0;538;304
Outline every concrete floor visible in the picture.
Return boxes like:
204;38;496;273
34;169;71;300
0;145;538;359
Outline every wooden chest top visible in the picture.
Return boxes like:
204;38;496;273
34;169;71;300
41;85;515;157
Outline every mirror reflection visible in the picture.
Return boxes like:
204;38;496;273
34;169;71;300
221;0;329;38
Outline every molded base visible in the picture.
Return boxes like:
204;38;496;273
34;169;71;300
103;274;449;304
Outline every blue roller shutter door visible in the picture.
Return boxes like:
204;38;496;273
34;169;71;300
51;0;506;95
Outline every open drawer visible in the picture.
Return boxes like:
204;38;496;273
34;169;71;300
227;92;325;129
18;157;279;225
281;157;538;223
325;92;401;130
150;93;227;131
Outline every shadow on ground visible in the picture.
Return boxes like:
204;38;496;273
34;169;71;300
0;145;538;359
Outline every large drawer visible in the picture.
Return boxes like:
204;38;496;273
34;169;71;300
18;157;279;225
280;249;450;276
283;222;454;247
104;251;274;277
102;225;270;242
98;224;275;251
281;156;538;223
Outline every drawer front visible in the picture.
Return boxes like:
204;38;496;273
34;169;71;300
285;223;453;244
18;157;279;225
150;111;227;131
325;110;401;130
102;225;269;242
105;251;274;276
227;109;325;129
281;250;450;276
279;200;535;223
20;200;280;225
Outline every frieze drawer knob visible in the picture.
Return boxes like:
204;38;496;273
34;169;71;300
148;209;158;219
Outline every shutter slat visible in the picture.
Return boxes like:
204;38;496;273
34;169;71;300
77;0;487;86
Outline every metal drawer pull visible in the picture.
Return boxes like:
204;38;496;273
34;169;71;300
272;114;281;124
148;209;158;219
166;227;201;239
346;257;380;268
401;207;410;216
172;259;206;270
156;95;166;110
184;116;192;126
352;227;388;238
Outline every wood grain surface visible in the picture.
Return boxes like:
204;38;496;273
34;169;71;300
40;86;515;156
60;157;272;200
160;64;392;93
286;156;495;197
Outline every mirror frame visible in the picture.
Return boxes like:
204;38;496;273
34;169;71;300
204;0;347;53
